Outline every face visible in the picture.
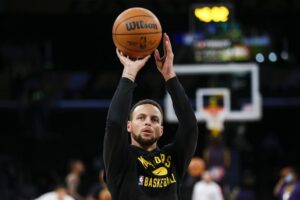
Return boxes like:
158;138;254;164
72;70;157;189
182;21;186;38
74;161;85;174
127;104;163;148
202;171;213;182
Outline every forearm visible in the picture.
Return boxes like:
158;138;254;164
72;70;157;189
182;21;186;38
166;77;197;126
107;77;136;125
104;77;135;152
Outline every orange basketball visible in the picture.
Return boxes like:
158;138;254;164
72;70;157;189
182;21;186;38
188;157;206;177
112;7;162;59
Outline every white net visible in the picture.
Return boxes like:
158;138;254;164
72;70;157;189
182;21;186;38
203;108;226;131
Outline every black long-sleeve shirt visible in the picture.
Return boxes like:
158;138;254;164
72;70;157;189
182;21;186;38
103;77;198;200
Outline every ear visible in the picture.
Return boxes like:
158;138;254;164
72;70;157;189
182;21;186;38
127;121;132;132
159;125;164;137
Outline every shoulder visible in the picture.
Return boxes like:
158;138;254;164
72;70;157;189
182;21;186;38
194;181;204;188
35;192;55;200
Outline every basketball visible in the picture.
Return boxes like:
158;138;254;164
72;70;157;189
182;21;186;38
188;157;206;177
112;7;162;59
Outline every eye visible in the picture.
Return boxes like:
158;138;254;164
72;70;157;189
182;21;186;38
137;116;145;120
152;117;159;123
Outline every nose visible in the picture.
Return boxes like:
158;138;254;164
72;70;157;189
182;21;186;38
144;117;152;126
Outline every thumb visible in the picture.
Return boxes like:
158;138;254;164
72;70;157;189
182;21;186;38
154;49;160;61
144;54;151;62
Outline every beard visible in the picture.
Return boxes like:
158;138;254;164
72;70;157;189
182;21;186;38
132;133;159;147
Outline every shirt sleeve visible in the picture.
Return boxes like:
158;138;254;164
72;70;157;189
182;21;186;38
166;77;199;179
103;77;136;179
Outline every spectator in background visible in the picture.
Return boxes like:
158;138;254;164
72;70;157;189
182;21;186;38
229;169;256;200
203;133;231;188
86;169;111;200
273;166;300;200
181;157;205;200
192;170;224;200
35;184;74;200
97;187;112;200
65;159;85;200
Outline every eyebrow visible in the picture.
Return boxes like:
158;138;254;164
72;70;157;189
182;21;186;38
136;113;160;119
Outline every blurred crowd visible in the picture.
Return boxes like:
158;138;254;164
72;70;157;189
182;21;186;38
2;126;299;200
0;157;111;200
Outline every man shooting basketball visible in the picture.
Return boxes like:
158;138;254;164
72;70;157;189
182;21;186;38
103;33;199;200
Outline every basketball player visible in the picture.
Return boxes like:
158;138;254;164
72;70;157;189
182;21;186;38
103;33;199;200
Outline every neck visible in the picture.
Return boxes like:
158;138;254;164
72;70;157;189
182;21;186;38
131;140;157;152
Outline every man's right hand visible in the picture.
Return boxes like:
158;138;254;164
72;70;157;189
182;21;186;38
116;48;151;82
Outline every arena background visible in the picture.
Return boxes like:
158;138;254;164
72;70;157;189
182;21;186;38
1;0;300;199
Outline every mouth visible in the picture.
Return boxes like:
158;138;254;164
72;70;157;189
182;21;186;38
141;128;153;136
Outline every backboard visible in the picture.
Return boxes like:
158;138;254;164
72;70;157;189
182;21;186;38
164;63;262;123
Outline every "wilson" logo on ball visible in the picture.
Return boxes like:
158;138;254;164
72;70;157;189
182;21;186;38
126;21;158;31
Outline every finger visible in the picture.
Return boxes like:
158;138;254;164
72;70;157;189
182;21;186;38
116;48;124;62
165;33;173;53
163;33;167;57
116;48;121;57
117;48;126;59
155;49;164;62
142;54;151;62
154;49;161;61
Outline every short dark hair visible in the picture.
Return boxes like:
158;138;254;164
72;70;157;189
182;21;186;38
129;99;163;122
